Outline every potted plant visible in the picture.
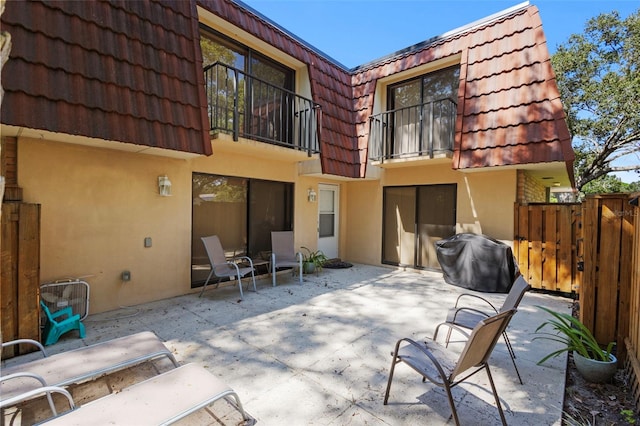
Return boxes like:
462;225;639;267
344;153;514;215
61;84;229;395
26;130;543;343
534;306;616;383
301;247;328;275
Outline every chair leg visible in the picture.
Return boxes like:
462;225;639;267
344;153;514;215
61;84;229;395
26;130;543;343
199;270;214;297
445;326;453;348
443;382;461;426
78;321;86;338
250;272;257;292
485;364;508;426
236;276;244;300
383;355;399;405
502;331;523;384
271;254;277;287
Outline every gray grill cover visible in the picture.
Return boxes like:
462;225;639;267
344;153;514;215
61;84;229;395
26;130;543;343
435;233;518;293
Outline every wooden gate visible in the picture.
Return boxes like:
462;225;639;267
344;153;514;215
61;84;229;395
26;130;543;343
1;202;41;357
513;203;582;294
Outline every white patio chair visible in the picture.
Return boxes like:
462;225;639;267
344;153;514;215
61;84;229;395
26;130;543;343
270;231;303;286
200;235;256;299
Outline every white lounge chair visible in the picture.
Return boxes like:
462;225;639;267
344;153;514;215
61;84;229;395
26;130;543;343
1;331;179;406
42;363;249;425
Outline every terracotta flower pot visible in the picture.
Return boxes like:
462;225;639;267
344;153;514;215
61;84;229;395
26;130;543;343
573;351;617;383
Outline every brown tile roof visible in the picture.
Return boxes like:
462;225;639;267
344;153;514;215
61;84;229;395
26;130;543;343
1;1;573;183
349;5;574;182
1;0;211;155
206;1;573;181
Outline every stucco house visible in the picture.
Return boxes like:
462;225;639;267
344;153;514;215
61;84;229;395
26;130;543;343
0;0;574;314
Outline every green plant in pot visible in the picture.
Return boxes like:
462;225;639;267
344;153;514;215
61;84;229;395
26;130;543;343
301;247;328;275
534;306;616;383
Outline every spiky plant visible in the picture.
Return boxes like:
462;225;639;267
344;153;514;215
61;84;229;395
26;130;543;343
534;306;614;364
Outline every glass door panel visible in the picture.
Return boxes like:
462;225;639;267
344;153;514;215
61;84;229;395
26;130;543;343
248;180;293;258
390;79;421;158
191;173;247;285
417;184;456;269
383;187;416;265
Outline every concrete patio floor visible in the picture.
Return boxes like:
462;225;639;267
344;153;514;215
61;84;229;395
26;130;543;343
6;264;571;425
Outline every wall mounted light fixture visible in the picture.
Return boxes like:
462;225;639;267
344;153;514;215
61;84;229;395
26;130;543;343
307;188;317;203
158;175;172;196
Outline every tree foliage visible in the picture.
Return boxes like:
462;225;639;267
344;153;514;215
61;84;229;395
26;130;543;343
552;9;640;192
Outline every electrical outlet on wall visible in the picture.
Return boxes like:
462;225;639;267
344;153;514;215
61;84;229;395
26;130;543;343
122;270;131;282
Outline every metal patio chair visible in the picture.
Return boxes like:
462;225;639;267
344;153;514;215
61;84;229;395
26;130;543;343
199;235;256;299
444;275;531;384
384;309;516;426
270;231;303;286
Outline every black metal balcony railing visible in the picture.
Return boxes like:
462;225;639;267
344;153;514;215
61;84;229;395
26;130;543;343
368;98;457;162
204;62;321;155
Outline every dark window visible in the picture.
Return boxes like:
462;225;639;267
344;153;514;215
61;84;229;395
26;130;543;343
387;66;460;156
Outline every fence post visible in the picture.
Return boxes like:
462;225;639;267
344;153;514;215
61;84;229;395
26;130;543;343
1;202;41;357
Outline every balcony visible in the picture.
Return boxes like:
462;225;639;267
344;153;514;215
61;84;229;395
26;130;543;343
204;62;321;155
368;98;457;164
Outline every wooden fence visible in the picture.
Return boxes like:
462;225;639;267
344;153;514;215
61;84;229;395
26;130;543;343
515;194;635;364
513;203;581;294
622;194;640;409
1;202;41;358
580;195;635;363
516;194;640;410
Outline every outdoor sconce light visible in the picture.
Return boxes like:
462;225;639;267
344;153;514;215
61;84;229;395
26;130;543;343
158;175;172;196
307;188;317;203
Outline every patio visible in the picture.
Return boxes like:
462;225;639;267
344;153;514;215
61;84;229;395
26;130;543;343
6;264;570;425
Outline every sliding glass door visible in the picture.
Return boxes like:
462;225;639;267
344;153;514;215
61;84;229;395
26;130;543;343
191;173;293;287
382;184;456;270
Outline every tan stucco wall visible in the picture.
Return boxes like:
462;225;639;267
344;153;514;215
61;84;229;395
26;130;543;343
344;164;517;265
19;138;191;313
18;137;328;313
19;136;517;313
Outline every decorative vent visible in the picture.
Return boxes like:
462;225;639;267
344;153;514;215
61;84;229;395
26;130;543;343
40;279;90;320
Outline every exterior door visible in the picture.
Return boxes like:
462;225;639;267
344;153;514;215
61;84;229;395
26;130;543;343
317;184;339;259
382;184;456;270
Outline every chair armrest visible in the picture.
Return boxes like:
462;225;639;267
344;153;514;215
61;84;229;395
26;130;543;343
391;337;448;379
50;306;74;320
1;339;47;357
449;306;491;323
433;321;471;342
233;256;254;268
224;261;242;274
1;371;49;388
454;293;499;313
0;384;75;414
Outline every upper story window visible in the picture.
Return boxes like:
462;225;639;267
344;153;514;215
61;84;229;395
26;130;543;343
200;28;294;92
369;65;460;162
389;66;460;110
200;27;320;154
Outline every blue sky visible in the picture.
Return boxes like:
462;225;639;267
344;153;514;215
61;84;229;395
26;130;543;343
240;0;638;67
240;0;639;183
